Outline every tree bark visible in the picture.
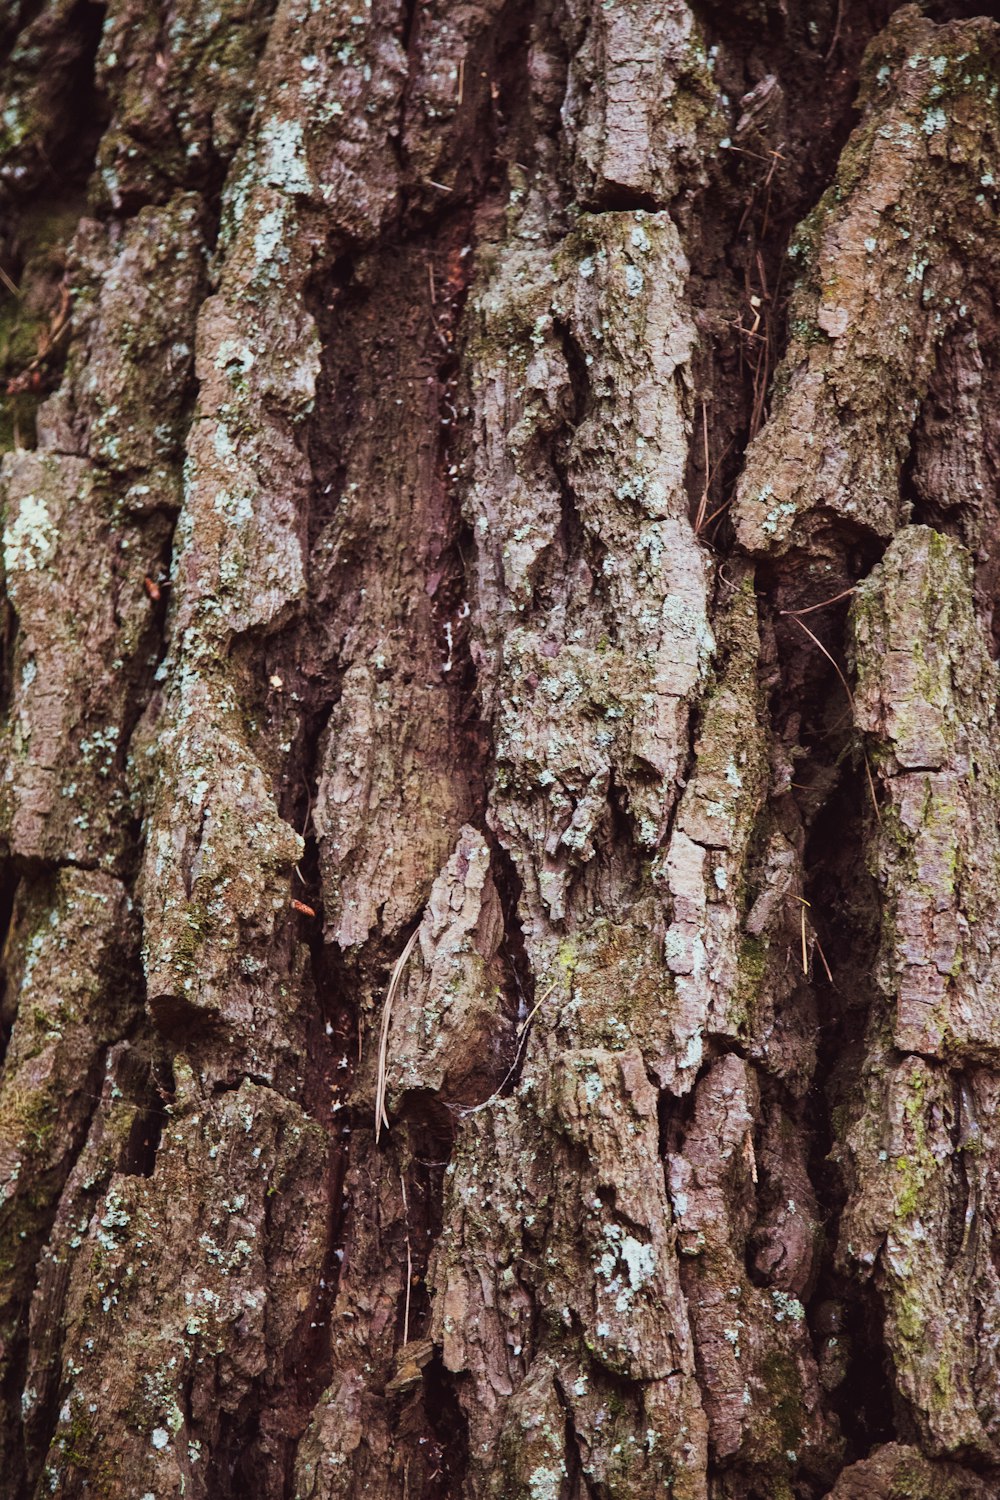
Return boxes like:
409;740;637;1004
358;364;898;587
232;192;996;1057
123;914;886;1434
1;1;999;1496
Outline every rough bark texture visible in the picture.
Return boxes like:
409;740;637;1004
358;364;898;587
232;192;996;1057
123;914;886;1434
2;1;1000;1497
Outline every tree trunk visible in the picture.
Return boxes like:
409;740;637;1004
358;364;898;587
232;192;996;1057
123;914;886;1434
1;0;999;1495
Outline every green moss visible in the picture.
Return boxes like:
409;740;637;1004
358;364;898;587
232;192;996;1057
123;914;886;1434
170;902;214;975
56;1396;126;1490
0;198;81;449
894;1290;924;1344
0;1081;57;1153
893;1068;937;1217
730;934;768;1036
759;1349;805;1453
59;1407;96;1468
931;1349;956;1413
894;1157;923;1218
788;317;829;349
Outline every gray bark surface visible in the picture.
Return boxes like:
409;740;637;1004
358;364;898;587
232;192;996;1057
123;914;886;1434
0;2;999;1497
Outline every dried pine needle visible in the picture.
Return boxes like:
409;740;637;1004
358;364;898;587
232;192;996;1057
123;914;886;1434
457;982;556;1117
400;1172;413;1345
779;586;857;618
784;612;882;826
814;931;835;986
375;924;421;1142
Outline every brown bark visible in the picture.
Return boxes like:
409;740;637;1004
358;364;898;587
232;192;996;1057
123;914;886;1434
1;2;1000;1497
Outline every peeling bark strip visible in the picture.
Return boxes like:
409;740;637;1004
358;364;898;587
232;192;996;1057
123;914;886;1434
3;0;1000;1496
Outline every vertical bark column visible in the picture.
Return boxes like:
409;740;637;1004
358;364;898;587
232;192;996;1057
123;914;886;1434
732;9;1000;1492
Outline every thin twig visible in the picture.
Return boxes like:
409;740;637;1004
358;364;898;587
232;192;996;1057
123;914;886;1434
375;925;421;1141
0;263;19;297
